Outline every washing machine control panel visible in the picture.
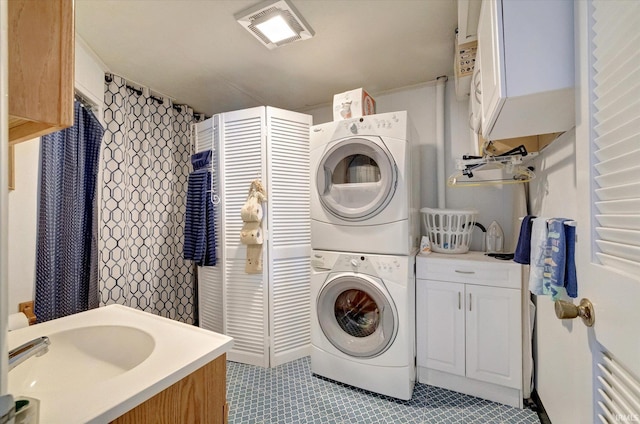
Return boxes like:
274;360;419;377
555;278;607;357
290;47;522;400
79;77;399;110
329;254;403;278
312;251;410;284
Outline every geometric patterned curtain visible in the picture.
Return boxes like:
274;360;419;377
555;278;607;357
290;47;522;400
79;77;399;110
99;74;199;324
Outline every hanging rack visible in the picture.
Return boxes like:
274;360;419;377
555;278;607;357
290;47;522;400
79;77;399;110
448;144;537;187
189;121;221;205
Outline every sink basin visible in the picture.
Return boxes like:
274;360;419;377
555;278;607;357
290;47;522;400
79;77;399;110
7;304;233;423
9;325;155;393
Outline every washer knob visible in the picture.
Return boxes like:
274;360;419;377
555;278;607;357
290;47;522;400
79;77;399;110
350;259;359;267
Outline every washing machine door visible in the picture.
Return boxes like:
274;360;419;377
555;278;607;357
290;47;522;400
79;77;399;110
316;136;397;221
317;273;398;358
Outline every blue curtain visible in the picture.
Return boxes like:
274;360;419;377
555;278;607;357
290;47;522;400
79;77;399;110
35;101;105;322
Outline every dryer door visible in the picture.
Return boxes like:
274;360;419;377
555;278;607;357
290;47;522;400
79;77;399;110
317;274;398;358
316;136;397;221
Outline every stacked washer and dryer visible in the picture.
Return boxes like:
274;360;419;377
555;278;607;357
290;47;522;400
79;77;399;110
309;111;420;400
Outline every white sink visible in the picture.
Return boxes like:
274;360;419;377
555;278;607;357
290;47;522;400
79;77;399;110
10;325;155;393
7;304;233;423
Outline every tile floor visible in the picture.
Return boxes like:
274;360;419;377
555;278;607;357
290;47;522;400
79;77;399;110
226;357;541;423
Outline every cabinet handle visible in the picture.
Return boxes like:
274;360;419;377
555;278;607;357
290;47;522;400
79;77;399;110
455;270;475;274
469;293;472;312
458;292;461;310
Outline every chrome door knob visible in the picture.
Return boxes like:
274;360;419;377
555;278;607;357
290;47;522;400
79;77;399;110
554;298;595;327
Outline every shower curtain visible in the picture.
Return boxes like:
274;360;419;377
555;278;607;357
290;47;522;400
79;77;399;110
100;74;200;324
35;101;104;322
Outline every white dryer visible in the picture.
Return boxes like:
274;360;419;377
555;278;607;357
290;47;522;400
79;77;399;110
310;249;416;400
310;111;420;255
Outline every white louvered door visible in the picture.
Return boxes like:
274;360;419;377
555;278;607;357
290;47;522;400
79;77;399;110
221;107;269;367
266;107;312;366
576;2;640;422
196;116;224;334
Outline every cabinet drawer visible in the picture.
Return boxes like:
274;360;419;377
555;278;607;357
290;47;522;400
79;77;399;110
416;252;522;289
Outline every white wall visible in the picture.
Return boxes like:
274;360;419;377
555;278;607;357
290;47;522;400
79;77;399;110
305;81;520;252
7;141;39;310
6;38;107;310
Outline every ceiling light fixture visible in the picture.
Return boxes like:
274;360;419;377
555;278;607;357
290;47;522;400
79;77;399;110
235;0;315;50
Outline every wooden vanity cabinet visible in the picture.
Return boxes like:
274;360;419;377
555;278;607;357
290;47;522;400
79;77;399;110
110;354;229;424
8;0;75;145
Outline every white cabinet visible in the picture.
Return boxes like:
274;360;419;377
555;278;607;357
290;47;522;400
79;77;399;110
416;252;526;408
465;283;521;388
477;0;574;141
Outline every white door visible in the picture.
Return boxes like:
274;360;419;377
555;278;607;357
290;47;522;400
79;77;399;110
465;284;521;389
576;1;640;422
417;279;465;377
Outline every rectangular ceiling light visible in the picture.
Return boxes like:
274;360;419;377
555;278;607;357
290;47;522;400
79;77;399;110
235;0;315;49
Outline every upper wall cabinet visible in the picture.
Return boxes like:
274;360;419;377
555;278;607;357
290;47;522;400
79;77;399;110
477;0;574;141
8;0;74;145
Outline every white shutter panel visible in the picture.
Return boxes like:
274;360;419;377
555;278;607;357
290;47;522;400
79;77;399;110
592;0;640;277
266;107;312;366
196;117;224;333
221;108;269;367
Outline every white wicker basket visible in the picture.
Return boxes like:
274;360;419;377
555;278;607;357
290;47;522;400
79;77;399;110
420;208;479;254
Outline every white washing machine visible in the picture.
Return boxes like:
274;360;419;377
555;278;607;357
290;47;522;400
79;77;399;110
310;111;420;255
310;249;416;400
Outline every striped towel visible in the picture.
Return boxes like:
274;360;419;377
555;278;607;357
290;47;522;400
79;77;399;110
184;151;217;266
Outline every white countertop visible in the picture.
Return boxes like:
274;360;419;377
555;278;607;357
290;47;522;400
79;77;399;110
7;304;233;423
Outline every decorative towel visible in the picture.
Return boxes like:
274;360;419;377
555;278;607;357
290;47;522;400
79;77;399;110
241;197;263;222
184;151;217;266
240;222;263;245
246;245;263;273
543;218;577;300
514;215;536;264
529;217;548;295
242;179;267;274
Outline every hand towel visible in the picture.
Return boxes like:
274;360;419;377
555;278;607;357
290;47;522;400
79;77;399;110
241;198;263;222
514;215;536;264
543;218;577;300
565;224;578;298
240;222;263;245
528;217;548;295
184;151;217;266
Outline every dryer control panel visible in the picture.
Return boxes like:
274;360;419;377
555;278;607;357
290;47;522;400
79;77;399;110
310;111;408;143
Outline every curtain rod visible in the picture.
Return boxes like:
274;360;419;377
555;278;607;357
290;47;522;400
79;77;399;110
105;72;202;116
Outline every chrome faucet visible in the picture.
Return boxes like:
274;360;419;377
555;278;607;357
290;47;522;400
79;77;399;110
8;336;50;371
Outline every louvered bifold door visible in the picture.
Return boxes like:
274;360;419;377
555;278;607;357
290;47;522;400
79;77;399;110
592;0;640;276
591;1;640;422
266;107;312;366
221;107;269;367
196;116;224;334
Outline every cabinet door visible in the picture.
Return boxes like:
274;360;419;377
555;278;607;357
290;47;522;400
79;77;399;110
417;279;465;377
8;0;74;144
477;0;505;137
465;284;521;388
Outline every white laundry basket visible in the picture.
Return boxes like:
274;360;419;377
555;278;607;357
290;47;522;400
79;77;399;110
420;208;478;254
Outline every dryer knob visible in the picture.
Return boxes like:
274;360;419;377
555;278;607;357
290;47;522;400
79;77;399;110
349;123;358;134
350;259;359;267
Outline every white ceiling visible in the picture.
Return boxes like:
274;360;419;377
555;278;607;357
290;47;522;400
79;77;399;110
76;0;458;116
